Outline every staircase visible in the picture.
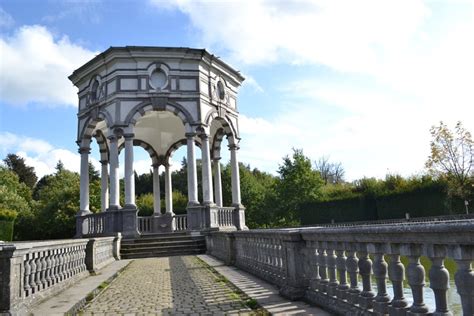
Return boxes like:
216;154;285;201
120;232;206;259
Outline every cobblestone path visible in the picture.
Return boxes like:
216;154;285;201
81;256;253;315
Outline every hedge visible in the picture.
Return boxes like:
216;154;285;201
0;220;14;241
300;186;463;225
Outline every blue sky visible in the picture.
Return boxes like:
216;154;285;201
0;0;473;180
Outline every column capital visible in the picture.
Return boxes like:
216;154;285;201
228;144;240;151
99;160;108;165
185;132;196;138
123;133;135;140
78;147;91;154
107;134;118;142
152;163;161;169
213;156;222;162
198;133;210;140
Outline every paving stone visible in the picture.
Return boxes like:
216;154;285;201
81;256;252;315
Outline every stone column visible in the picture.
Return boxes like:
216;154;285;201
108;135;120;209
79;146;91;215
153;164;161;215
100;160;109;212
213;158;223;207
124;133;135;208
229;144;241;206
200;133;214;205
186;133;199;205
165;164;173;214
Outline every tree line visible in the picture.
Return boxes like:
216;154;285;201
0;121;472;240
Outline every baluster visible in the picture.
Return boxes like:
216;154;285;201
35;252;43;291
346;247;360;304
426;245;451;315
326;246;339;297
272;238;279;280
74;245;80;274
335;245;349;300
387;252;408;314
45;250;52;287
370;243;390;314
357;247;375;309
308;241;321;292
30;252;38;293
23;253;32;296
317;244;329;293
81;244;87;272
454;246;474;316
58;248;65;281
50;249;58;285
406;247;429;314
40;251;48;289
64;247;71;279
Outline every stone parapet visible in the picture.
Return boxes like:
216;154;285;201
206;219;474;315
0;235;121;315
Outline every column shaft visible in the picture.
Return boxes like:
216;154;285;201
109;136;120;209
229;145;241;206
100;161;109;212
79;147;90;213
186;134;199;205
124;134;135;207
165;164;173;214
153;165;161;215
213;159;223;207
200;134;214;205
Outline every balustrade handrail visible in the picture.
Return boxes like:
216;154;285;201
301;213;474;228
207;219;474;315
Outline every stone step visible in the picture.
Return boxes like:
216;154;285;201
120;232;206;259
122;235;205;244
121;241;205;253
121;248;206;259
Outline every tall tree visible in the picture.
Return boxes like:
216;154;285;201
314;156;345;184
426;121;473;210
3;154;38;189
276;149;324;224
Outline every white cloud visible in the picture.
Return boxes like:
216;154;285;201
0;7;14;29
154;0;474;180
0;132;100;179
0;132;185;180
0;25;97;107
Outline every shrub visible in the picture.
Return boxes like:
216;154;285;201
0;208;17;241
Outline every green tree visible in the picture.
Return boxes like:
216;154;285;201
3;153;38;189
33;168;85;239
275;149;324;225
221;163;278;228
89;162;100;181
0;166;36;240
136;193;154;216
426;121;474;211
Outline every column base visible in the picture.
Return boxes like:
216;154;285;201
77;209;92;216
233;204;248;230
154;213;174;233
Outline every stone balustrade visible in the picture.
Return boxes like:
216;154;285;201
174;214;187;231
76;209;138;238
0;235;121;314
207;220;474;315
216;207;236;228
